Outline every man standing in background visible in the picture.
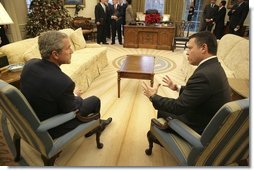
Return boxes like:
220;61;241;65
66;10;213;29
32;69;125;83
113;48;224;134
227;0;249;36
95;0;109;44
213;0;226;39
200;0;219;31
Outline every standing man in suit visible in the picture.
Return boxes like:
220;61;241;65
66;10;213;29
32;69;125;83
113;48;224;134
110;0;124;45
20;31;112;139
104;0;112;39
119;0;127;35
200;0;219;31
227;0;249;36
95;0;108;44
143;31;231;134
213;0;227;39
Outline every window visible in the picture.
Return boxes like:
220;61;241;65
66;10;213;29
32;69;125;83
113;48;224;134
26;0;33;12
184;0;203;32
145;0;164;15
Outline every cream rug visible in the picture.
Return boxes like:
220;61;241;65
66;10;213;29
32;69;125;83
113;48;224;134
16;45;186;166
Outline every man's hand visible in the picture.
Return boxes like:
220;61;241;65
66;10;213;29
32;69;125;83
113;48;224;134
74;87;82;97
142;82;161;99
162;75;178;91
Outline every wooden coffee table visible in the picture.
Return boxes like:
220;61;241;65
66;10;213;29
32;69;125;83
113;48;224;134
117;55;155;98
0;69;21;89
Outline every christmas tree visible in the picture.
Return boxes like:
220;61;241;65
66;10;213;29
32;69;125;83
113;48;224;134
26;0;72;38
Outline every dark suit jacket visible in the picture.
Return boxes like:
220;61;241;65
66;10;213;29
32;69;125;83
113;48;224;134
20;59;82;121
151;58;231;133
228;2;249;28
95;2;107;25
203;4;219;21
214;6;226;39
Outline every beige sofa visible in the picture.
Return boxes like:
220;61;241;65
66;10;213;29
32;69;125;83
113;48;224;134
181;34;249;81
0;28;108;93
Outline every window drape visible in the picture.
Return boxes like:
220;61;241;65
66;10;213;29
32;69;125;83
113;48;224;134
164;0;184;22
132;0;145;14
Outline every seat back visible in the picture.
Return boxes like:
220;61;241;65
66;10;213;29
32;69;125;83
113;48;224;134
188;99;249;166
175;20;192;38
0;80;53;157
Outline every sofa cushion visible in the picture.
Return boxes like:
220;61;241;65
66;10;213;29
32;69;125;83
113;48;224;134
58;28;75;51
70;28;87;50
0;37;38;64
23;44;41;62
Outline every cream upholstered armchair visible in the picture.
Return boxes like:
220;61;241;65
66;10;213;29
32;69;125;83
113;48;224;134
145;99;249;166
0;80;103;166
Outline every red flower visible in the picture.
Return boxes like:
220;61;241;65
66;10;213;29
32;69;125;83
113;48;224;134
145;13;160;24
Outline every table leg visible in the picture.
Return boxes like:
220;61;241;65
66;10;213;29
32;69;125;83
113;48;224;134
118;73;121;98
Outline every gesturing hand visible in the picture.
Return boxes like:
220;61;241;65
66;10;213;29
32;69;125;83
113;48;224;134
142;82;161;99
162;75;178;91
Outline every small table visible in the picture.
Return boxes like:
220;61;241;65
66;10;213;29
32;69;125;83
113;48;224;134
117;55;155;98
0;70;21;89
228;78;249;100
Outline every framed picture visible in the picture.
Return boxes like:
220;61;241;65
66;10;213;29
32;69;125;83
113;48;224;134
64;0;85;7
227;0;237;9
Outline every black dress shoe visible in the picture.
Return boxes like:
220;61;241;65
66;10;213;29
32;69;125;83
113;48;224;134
85;117;112;138
119;42;122;45
111;42;115;45
102;42;109;45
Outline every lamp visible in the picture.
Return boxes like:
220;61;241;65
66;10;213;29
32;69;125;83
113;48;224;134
0;3;13;45
0;3;13;24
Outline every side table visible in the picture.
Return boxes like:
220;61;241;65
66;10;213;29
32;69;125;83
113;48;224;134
0;69;21;89
228;78;249;101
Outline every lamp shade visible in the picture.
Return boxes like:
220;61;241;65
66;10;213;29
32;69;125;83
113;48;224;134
0;3;13;24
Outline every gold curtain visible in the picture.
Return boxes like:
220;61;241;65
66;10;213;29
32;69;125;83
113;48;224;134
164;0;184;22
132;0;145;13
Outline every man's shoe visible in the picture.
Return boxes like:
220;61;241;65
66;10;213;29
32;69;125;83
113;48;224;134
76;113;100;123
119;42;122;45
103;42;109;45
101;117;112;127
111;42;115;45
85;117;112;138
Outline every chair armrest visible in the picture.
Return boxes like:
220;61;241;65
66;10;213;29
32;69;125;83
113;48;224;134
37;111;76;132
168;119;203;148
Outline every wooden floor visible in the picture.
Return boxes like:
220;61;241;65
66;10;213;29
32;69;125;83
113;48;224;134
6;45;186;166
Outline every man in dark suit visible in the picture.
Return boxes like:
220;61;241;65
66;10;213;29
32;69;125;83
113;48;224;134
119;0;127;35
214;0;226;39
143;31;231;134
95;0;108;44
227;0;249;36
200;0;219;31
110;0;124;45
20;31;112;139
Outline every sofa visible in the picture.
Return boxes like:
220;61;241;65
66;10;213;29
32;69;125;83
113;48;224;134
0;28;108;93
181;34;249;81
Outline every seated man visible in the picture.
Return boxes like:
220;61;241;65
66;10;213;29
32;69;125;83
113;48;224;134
143;31;231;134
20;31;112;139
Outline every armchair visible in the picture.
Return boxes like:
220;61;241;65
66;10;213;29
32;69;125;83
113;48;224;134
172;20;193;52
145;99;249;166
0;80;103;166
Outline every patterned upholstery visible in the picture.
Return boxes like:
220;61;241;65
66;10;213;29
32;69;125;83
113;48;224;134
0;80;103;166
146;99;249;166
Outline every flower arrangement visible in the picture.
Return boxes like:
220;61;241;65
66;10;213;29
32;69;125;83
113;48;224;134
145;13;161;24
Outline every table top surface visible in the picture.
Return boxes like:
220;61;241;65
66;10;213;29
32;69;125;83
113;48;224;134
118;55;155;74
0;70;21;83
228;78;249;98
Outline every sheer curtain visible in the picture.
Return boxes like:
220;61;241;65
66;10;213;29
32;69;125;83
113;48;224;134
164;0;184;22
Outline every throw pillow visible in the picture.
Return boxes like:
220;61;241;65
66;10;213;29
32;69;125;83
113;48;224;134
70;28;87;50
23;44;41;62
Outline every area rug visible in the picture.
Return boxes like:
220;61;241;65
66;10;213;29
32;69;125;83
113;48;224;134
112;55;177;74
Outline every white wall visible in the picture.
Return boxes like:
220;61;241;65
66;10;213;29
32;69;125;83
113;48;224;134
65;0;98;19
